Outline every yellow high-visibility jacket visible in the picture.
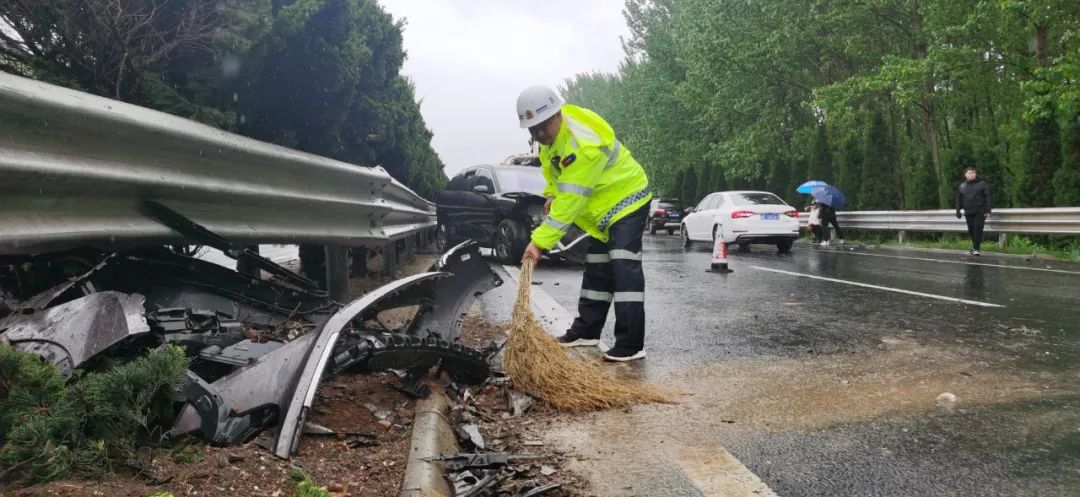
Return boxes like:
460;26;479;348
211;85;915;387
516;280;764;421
531;104;652;250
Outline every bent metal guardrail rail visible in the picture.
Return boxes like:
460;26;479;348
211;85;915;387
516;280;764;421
0;72;435;256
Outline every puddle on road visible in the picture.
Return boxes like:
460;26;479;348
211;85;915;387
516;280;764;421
546;336;1078;496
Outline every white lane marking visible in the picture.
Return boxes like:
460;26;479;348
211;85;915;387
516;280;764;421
501;265;575;336
829;250;1080;276
676;447;779;497
749;266;1005;308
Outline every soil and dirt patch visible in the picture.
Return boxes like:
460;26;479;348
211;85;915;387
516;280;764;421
8;372;413;497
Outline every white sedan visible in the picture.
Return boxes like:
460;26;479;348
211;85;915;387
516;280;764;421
680;191;801;253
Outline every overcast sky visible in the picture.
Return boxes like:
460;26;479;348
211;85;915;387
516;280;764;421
377;0;630;176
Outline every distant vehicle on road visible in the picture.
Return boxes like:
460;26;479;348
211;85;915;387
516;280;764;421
680;191;800;253
647;198;685;235
436;165;588;264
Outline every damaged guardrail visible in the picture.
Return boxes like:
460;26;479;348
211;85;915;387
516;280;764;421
0;72;434;256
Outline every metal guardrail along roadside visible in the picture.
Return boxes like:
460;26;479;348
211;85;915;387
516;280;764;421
0;72;435;256
800;208;1080;246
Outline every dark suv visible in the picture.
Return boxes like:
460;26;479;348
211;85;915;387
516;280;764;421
647;198;685;235
436;165;588;264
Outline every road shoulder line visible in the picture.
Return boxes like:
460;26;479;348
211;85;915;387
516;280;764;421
749;266;1005;308
500;264;574;336
676;447;779;497
828;249;1080;275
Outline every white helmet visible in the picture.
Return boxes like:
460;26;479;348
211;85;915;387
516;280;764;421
516;85;564;128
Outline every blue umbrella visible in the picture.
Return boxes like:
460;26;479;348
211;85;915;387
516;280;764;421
811;185;846;208
797;180;829;194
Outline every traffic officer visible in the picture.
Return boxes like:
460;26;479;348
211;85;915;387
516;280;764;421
516;85;652;362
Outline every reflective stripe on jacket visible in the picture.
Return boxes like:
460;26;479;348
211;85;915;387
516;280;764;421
531;105;652;250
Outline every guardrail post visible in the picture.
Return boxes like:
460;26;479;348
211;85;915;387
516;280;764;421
350;247;369;277
404;235;416;262
898;231;906;244
325;246;349;301
236;245;260;277
998;233;1008;249
382;241;399;277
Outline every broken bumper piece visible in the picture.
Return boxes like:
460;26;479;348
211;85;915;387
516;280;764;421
167;241;500;458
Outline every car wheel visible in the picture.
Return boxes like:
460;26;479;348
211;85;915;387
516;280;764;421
737;242;751;252
681;225;692;248
650;224;657;235
777;239;794;253
666;228;675;235
494;219;527;264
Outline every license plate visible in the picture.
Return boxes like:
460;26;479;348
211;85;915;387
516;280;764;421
667;213;680;218
761;213;780;220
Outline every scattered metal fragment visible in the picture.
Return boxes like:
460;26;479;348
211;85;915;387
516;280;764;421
302;422;336;436
458;472;505;497
539;465;557;477
459;424;486;449
452;471;482;495
508;392;535;417
0;291;150;377
405;241;504;341
424;453;541;472
391;376;431;399
518;483;562;496
364;403;393;421
345;434;380;449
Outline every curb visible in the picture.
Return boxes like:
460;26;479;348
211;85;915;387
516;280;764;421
400;391;458;497
795;239;1065;262
871;241;1063;261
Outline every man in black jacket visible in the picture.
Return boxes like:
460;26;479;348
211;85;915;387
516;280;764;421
955;167;992;255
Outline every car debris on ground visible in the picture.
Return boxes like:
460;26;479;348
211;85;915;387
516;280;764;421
431;372;588;497
0;216;504;484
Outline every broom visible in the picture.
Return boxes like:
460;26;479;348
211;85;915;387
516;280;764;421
502;259;674;412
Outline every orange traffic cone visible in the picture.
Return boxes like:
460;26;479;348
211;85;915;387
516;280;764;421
707;236;733;273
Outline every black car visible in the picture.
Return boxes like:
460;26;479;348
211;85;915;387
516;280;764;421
436;165;588;264
647;198;684;235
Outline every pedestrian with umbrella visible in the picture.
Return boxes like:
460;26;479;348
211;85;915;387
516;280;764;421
811;185;846;245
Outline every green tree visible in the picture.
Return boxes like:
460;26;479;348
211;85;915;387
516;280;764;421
860;110;900;210
698;164;715;201
837;136;863;209
682;167;698;205
1054;111;1080;206
807;124;834;183
1017;101;1062;206
671;167;686;201
907;151;938;209
0;0;447;200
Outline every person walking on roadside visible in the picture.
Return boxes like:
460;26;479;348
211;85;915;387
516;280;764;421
819;203;844;245
955;166;992;256
807;202;824;243
515;85;652;362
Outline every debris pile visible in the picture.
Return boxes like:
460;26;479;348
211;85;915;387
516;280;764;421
435;377;582;497
0;239;503;487
503;260;673;411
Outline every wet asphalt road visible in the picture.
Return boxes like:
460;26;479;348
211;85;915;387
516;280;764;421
478;235;1080;497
